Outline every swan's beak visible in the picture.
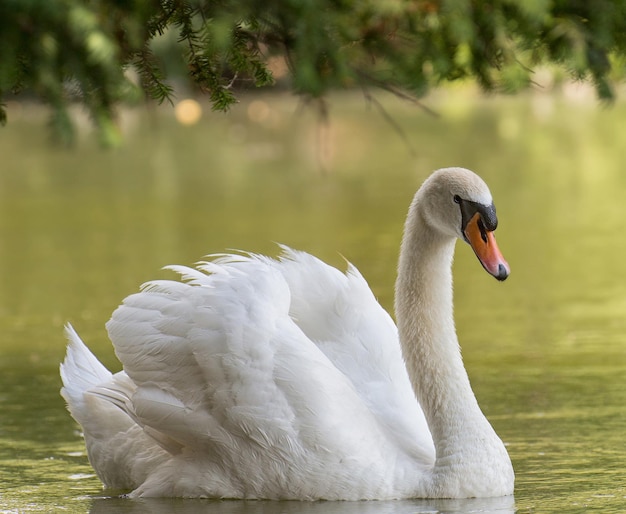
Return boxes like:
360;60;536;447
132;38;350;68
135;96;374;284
463;212;510;281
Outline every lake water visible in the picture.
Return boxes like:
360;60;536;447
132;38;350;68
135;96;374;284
0;88;625;513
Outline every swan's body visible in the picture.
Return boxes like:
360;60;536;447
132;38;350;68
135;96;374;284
61;167;514;499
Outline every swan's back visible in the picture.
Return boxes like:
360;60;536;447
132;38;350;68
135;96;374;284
275;248;433;456
63;248;434;498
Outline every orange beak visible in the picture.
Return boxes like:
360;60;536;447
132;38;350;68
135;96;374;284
463;212;510;281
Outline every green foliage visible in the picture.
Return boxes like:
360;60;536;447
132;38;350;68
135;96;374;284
1;0;626;143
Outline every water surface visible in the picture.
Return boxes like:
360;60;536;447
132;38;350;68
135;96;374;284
1;90;625;512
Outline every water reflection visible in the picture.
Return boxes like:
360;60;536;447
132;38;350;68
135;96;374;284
88;496;516;514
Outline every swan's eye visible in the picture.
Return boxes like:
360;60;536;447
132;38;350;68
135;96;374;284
453;195;461;204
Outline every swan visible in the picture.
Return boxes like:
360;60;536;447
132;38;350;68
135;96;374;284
60;167;514;499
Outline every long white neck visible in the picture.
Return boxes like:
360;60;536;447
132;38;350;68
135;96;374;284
394;195;508;471
395;204;480;452
392;174;514;498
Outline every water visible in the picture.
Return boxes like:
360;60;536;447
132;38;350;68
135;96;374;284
1;88;625;512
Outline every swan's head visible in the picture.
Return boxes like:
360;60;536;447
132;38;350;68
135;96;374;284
418;167;510;281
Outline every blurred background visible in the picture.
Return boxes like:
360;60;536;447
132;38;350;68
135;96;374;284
1;80;625;512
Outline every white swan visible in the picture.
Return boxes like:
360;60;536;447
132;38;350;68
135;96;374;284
60;167;514;499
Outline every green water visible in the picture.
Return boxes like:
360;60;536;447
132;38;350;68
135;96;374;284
1;89;625;513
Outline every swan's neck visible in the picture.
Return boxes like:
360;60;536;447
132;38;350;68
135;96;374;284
394;205;488;458
392;183;514;497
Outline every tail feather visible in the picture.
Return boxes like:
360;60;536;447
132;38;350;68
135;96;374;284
60;324;169;490
60;323;112;416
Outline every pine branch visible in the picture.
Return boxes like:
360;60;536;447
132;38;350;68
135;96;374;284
133;48;175;105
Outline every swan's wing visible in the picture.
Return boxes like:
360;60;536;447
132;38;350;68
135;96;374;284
105;254;417;486
274;247;434;462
